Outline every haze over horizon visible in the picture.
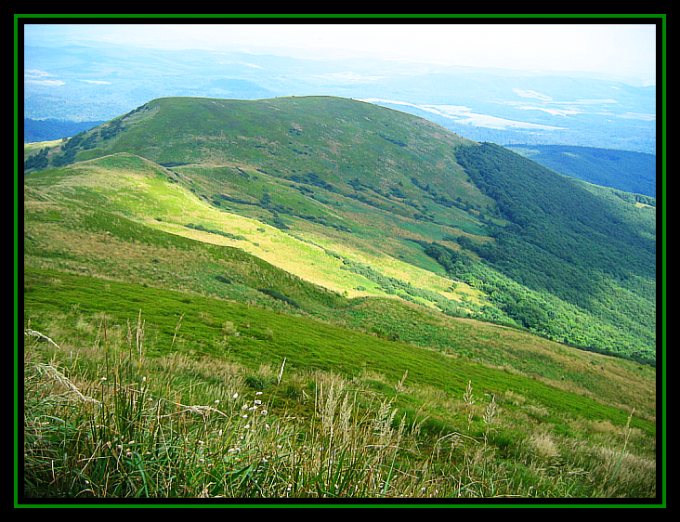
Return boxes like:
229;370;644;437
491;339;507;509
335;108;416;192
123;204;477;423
25;23;656;86
23;22;658;154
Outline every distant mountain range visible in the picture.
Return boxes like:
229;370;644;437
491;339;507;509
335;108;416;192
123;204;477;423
505;144;656;197
24;118;104;143
24;43;656;153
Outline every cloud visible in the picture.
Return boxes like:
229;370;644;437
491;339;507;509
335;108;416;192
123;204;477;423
362;98;565;131
315;71;386;83
618;112;656;121
25;69;52;78
25;79;65;87
80;79;112;85
513;88;553;102
514;105;581;117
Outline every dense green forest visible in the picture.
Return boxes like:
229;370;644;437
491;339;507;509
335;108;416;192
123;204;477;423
455;143;656;363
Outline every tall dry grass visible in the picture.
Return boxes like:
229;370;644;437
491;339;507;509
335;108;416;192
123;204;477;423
23;314;656;499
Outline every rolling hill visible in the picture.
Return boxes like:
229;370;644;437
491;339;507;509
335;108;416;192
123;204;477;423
22;96;658;499
25;96;656;363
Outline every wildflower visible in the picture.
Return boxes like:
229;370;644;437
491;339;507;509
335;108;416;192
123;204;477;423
255;392;263;396
242;414;248;419
232;392;239;399
261;410;268;416
214;399;220;405
100;377;107;382
244;424;250;429
218;429;223;437
254;399;262;405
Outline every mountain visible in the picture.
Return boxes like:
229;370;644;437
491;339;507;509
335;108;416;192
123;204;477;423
24;118;105;143
505;144;656;197
25;96;656;364
22;95;658;499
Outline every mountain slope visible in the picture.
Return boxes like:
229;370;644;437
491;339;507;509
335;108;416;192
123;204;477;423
24;96;656;362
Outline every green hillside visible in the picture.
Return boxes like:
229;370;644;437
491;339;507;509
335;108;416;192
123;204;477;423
22;96;657;499
25;96;656;363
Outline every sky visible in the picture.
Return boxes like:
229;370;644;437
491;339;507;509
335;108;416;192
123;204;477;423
25;23;657;85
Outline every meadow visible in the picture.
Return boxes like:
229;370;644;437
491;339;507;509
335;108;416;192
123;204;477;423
24;268;656;499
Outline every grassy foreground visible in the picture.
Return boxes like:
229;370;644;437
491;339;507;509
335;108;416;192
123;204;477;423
23;269;656;499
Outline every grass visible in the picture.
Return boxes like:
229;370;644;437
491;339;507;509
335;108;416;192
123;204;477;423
25;153;486;309
23;300;656;499
24;171;656;423
24;268;655;437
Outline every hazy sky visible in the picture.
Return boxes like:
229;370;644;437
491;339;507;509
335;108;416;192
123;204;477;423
25;23;657;85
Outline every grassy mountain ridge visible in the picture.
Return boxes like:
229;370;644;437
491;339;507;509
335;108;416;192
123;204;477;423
24;95;656;362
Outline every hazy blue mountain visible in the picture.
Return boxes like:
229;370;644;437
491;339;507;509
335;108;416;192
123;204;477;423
504;144;656;197
24;118;105;143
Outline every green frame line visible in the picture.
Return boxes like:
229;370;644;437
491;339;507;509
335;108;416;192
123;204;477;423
13;12;666;509
660;13;667;509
